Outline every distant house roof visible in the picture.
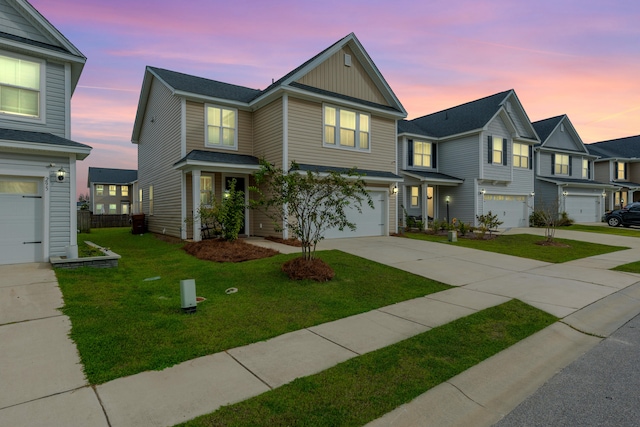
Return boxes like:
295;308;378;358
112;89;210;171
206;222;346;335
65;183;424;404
532;115;564;143
87;167;137;186
0;128;91;159
587;135;640;160
400;90;514;139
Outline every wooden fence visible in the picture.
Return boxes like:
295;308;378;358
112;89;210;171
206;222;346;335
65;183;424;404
77;211;131;232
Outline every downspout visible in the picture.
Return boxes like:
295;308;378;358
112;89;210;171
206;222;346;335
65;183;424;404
282;94;289;239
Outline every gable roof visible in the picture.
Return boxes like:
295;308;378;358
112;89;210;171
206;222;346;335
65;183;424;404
0;128;91;159
1;0;86;91
132;33;405;143
399;90;538;141
532;115;564;143
587;135;640;160
532;114;590;154
87;167;137;186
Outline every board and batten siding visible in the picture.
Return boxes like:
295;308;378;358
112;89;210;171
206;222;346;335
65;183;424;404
296;45;390;107
0;0;53;44
253;98;283;166
0;60;67;137
287;97;396;172
185;101;253;156
137;78;183;237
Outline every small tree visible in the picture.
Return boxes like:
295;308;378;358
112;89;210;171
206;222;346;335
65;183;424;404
251;160;372;261
187;179;245;241
529;198;565;243
476;211;503;238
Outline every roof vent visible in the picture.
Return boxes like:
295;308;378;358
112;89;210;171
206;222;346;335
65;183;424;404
344;54;352;67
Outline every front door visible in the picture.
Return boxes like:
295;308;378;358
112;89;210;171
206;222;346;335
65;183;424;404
225;177;246;235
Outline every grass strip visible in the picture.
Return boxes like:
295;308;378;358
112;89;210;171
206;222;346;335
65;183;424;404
179;300;556;427
404;233;627;263
565;224;640;237
56;228;450;384
613;261;640;274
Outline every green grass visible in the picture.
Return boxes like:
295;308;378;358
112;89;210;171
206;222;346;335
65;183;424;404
404;232;627;263
179;300;556;427
565;224;640;237
613;261;640;274
77;241;105;257
56;228;450;384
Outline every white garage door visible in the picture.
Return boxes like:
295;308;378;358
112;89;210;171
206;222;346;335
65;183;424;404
483;195;527;228
324;191;386;239
565;196;599;223
0;177;43;265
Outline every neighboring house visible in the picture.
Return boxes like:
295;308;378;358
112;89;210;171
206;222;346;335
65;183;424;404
587;135;640;210
397;90;538;228
531;115;614;223
0;0;91;265
131;33;406;241
87;167;137;215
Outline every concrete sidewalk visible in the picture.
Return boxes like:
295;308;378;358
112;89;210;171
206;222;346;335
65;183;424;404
1;229;639;426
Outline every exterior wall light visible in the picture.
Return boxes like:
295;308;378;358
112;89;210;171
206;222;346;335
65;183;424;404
391;184;398;195
56;167;67;182
562;190;568;197
530;192;535;197
480;188;486;195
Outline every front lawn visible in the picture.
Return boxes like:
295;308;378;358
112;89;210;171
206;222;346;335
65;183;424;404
565;224;640;237
613;261;640;274
56;228;450;384
403;232;627;263
179;300;556;427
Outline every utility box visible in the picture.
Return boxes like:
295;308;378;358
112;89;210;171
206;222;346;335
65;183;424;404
180;279;197;313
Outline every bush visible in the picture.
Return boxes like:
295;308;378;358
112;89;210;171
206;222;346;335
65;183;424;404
529;210;547;227
476;211;503;237
557;211;574;227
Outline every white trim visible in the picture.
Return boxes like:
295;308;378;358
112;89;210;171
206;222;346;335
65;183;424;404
173;160;260;174
282;93;288;168
180;172;187;240
180;98;187;158
64;62;71;138
204;103;238;150
322;103;371;153
0;139;91;159
69;155;77;246
0;50;46;124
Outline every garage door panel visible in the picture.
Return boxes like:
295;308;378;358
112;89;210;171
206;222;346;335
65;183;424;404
483;195;527;228
0;179;43;264
325;192;386;239
565;196;599;223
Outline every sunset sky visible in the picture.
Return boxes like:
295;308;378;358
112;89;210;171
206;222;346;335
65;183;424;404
28;0;640;196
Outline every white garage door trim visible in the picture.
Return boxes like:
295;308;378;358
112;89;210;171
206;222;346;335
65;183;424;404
324;190;387;239
564;195;600;223
0;176;44;264
483;194;528;228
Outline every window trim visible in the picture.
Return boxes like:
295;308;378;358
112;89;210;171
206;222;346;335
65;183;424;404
205;104;238;150
323;104;371;152
148;185;154;216
96;184;104;196
121;203;129;215
488;136;508;166
200;175;214;206
616;161;627;180
0;50;45;123
121;185;129;197
512;142;529;169
410;186;419;207
553;153;570;176
109;185;117;196
582;159;590;179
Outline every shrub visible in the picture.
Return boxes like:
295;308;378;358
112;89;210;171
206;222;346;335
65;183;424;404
557;211;574;227
476;211;503;238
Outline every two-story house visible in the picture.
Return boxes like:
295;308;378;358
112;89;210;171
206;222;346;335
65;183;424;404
131;33;406;241
87;167;137;215
587;135;640;210
532;115;614;222
0;0;91;265
398;90;538;228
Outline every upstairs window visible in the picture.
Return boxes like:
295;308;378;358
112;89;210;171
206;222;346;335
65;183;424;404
121;186;129;197
324;105;370;151
513;143;529;169
0;54;41;118
554;154;569;175
96;185;104;196
414;141;432;167
488;136;507;165
616;162;627;180
582;159;590;179
109;185;117;196
206;105;237;148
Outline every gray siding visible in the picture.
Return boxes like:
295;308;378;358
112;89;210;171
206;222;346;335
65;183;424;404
0;0;53;44
506;98;531;138
483;118;512;182
534;179;560;213
544;126;583;152
137;79;182;237
593;161;611;183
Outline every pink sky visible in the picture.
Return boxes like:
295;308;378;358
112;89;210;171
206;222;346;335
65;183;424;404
28;0;640;197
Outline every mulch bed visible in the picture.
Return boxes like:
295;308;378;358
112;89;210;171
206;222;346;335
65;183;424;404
282;257;335;282
183;239;279;262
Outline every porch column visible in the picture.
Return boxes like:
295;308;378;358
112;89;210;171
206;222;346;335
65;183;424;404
421;183;428;230
192;170;201;242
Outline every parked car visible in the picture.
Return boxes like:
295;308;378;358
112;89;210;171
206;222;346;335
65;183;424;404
605;202;640;227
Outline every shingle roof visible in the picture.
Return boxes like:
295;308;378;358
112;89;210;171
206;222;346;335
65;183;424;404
88;168;137;185
532;115;564;143
402;169;464;183
401;90;512;138
586;135;640;159
173;150;260;166
0;31;71;54
149;67;262;103
0;128;91;149
290;82;400;113
293;163;401;180
536;176;614;187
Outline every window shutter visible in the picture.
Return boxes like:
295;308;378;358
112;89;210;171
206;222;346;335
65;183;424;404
488;136;493;164
432;143;437;169
551;153;555;175
529;145;533;170
502;138;508;166
569;156;573;176
614;162;618;179
407;140;414;167
624;163;628;180
588;161;591;179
